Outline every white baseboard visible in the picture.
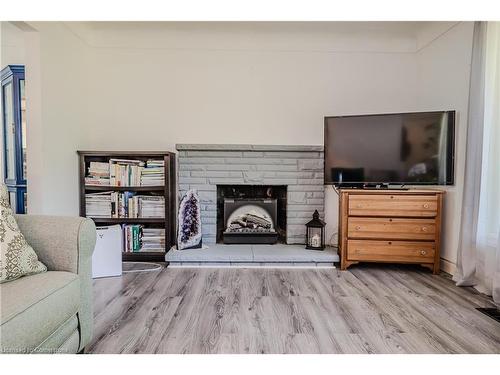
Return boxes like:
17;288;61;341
440;258;456;275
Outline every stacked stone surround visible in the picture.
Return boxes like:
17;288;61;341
177;144;325;244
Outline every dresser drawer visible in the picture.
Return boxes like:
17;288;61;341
348;194;438;217
347;240;435;262
348;217;436;240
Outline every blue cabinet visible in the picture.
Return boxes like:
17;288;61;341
2;65;27;213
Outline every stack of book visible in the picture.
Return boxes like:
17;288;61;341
110;159;145;186
85;192;112;217
85;162;110;186
122;225;165;252
141;160;165;186
123;224;143;252
107;192;165;218
141;228;165;252
138;196;165;218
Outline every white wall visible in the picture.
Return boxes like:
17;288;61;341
1;22;26;66
88;50;417;150
415;22;474;272
23;22;90;215
84;23;418;150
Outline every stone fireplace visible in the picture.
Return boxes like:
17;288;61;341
177;144;325;245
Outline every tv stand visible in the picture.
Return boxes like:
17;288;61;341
338;188;444;273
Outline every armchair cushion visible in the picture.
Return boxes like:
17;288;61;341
0;183;46;283
0;271;80;353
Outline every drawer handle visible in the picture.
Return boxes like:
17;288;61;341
423;203;430;209
356;204;363;208
421;227;428;232
355;226;361;230
420;250;427;256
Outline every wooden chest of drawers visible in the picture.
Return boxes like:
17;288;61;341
338;189;444;274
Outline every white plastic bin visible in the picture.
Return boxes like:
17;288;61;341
92;225;123;278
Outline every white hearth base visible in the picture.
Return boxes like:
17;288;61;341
165;244;339;267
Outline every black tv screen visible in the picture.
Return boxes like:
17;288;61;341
324;111;455;185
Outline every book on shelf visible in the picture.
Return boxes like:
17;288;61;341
141;160;165;186
85;191;113;217
141;227;166;252
109;159;144;187
122;225;165;253
85;162;110;186
136;195;165;218
84;159;165;187
86;192;164;219
123;224;143;252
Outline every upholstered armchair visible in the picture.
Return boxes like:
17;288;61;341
0;215;96;354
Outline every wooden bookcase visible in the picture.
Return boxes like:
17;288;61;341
78;151;176;262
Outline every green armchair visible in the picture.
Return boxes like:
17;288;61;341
0;215;96;354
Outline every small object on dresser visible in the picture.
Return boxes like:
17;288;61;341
305;210;325;250
177;189;202;250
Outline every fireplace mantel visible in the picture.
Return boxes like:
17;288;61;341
176;144;324;152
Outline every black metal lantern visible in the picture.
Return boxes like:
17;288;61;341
305;210;325;250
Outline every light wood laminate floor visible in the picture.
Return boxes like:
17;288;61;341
88;264;500;354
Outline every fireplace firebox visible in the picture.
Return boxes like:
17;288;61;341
216;185;287;244
223;198;278;244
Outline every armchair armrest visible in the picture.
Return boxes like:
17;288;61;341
14;215;96;274
14;215;97;351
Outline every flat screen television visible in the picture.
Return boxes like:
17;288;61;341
324;111;455;186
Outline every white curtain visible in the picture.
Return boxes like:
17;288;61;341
454;22;500;306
